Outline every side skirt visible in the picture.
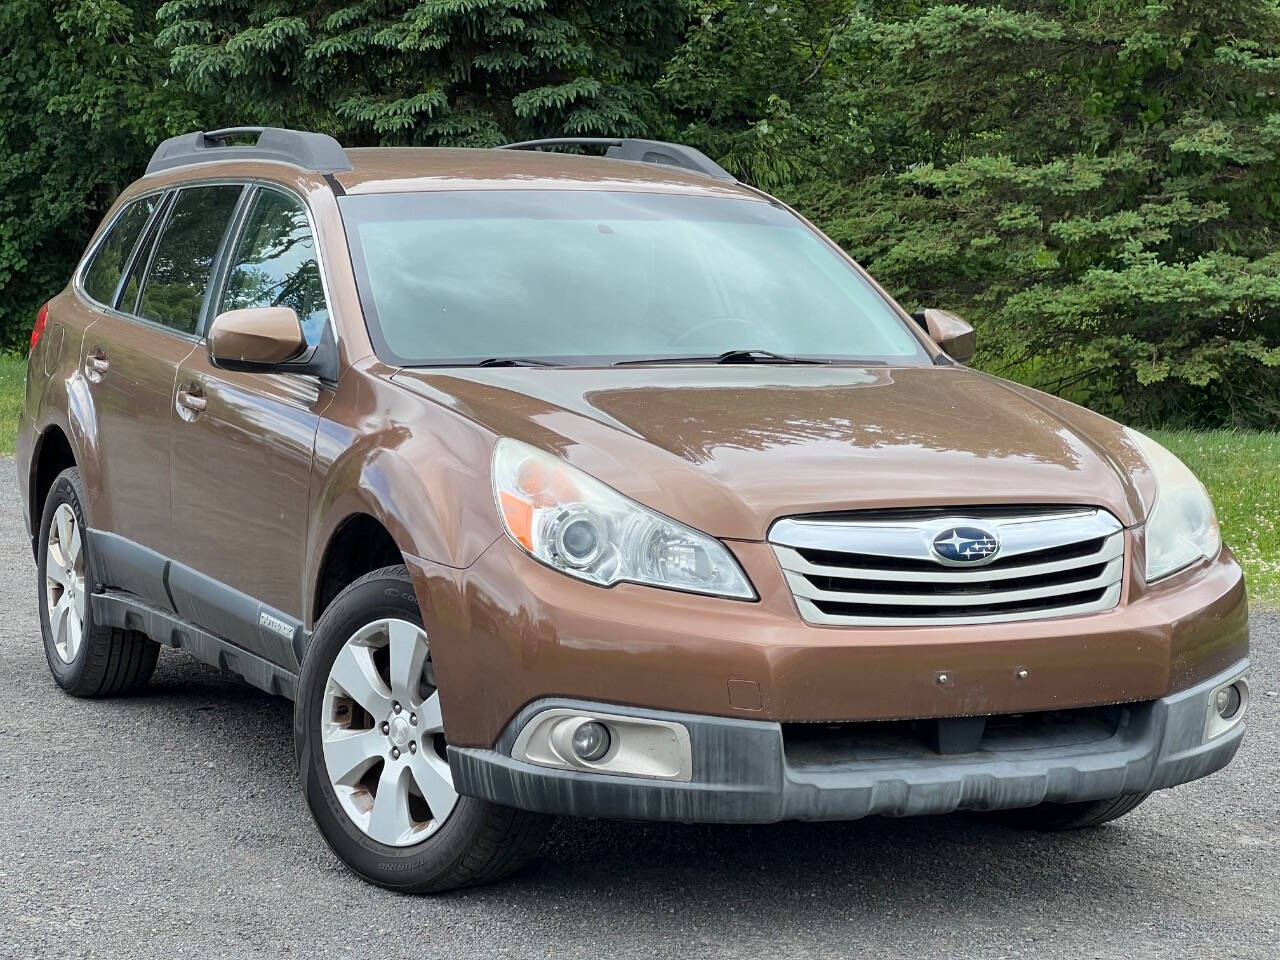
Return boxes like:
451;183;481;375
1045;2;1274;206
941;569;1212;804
92;589;298;700
87;529;309;699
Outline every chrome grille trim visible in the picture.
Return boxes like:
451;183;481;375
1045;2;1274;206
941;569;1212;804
770;508;1125;626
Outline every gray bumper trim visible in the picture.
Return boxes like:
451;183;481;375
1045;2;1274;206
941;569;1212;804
448;660;1249;823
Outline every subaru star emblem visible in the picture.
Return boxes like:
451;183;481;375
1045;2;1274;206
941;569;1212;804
931;526;1000;565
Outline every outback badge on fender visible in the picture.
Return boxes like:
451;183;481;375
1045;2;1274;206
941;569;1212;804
931;526;1000;565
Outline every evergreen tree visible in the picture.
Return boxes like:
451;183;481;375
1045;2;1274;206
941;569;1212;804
156;0;694;145
829;1;1280;426
4;0;1278;427
657;0;870;188
666;1;1280;427
0;0;206;349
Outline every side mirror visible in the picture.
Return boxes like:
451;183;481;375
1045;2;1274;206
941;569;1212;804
207;307;307;371
912;308;976;364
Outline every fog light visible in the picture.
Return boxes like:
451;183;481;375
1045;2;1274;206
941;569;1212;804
1215;684;1243;720
571;721;611;762
514;708;693;780
1204;674;1249;741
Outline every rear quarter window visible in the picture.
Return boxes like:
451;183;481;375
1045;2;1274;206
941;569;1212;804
81;195;159;306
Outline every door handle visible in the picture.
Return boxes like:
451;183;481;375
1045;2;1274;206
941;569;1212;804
176;382;207;419
85;348;108;382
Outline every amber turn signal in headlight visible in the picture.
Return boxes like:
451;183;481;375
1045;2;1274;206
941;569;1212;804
491;439;755;599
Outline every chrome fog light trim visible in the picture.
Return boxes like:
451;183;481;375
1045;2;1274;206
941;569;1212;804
511;709;693;781
1204;674;1249;742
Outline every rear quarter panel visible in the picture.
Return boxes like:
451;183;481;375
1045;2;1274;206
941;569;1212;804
20;285;103;534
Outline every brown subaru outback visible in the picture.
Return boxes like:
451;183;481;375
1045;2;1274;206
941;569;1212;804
18;127;1249;893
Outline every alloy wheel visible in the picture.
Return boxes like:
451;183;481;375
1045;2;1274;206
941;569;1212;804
320;618;458;846
45;503;86;664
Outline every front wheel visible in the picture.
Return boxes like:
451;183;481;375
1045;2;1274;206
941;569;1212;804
294;565;550;893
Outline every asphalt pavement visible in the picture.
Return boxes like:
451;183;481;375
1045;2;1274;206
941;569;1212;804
0;459;1275;959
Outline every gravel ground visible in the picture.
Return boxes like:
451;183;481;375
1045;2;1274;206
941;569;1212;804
0;460;1275;960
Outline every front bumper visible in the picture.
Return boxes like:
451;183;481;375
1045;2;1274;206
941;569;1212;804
408;536;1249;749
449;659;1249;823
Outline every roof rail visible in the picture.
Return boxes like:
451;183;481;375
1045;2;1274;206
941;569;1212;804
146;127;352;176
499;137;735;183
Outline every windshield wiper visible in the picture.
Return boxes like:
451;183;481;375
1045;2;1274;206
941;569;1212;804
616;349;831;366
474;357;561;367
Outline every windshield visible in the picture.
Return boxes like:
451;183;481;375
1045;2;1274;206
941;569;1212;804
338;190;931;366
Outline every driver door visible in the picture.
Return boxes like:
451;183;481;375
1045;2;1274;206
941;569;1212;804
167;185;336;667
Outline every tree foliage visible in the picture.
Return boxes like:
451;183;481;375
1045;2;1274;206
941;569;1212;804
0;0;206;349
656;0;875;188
154;0;693;144
665;1;1280;426
4;0;1280;426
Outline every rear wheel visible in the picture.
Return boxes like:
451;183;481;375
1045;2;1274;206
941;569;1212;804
989;792;1152;831
37;467;158;696
294;565;550;893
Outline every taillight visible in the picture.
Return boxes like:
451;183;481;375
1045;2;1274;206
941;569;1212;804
30;302;49;352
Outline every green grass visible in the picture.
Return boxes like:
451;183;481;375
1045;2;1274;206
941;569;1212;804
1152;429;1280;607
0;352;25;457
0;353;1271;601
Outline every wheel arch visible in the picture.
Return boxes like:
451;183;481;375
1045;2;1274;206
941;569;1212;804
305;435;503;629
311;511;404;624
30;424;77;535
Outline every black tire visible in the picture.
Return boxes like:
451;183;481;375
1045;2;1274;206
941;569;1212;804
989;792;1152;831
294;564;551;893
37;467;159;697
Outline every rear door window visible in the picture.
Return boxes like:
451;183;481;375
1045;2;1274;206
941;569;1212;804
220;188;329;345
81;195;160;306
118;206;161;316
136;185;244;334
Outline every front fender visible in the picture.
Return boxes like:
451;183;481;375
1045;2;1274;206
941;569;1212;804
305;392;504;625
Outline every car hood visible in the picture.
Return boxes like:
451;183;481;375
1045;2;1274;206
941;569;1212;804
392;365;1154;540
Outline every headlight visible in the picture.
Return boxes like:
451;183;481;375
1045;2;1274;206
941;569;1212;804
491;438;755;599
1125;428;1221;582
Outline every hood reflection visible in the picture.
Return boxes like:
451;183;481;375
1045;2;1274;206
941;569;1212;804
580;368;1082;469
393;365;1133;536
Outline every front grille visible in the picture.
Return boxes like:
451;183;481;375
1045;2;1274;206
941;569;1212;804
770;507;1125;626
